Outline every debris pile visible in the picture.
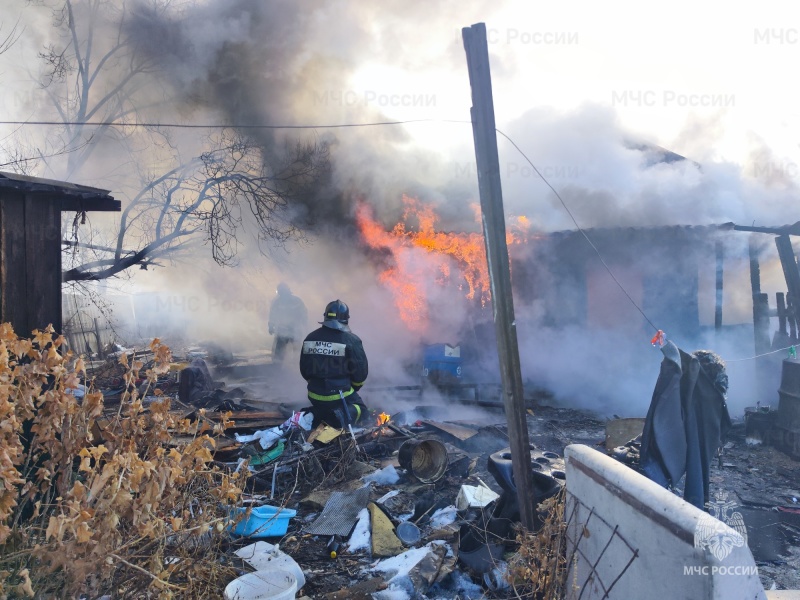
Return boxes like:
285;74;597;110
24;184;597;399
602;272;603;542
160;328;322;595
3;328;798;597
216;401;574;599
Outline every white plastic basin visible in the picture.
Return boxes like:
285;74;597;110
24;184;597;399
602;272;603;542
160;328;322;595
223;569;297;600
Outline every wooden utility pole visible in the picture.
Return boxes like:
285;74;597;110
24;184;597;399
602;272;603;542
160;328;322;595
462;22;535;530
715;240;724;333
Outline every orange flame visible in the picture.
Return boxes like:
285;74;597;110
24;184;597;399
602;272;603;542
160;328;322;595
377;412;391;426
356;195;534;331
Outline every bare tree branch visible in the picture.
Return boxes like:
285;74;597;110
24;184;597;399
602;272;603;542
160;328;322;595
19;1;330;282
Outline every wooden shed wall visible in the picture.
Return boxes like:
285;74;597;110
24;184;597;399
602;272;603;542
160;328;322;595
0;190;62;336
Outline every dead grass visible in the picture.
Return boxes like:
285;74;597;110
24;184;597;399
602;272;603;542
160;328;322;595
0;324;247;599
507;488;568;599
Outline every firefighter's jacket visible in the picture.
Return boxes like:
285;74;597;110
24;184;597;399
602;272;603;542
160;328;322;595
299;326;368;402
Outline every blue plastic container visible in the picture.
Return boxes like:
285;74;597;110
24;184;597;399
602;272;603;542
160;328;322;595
228;505;297;538
422;343;462;380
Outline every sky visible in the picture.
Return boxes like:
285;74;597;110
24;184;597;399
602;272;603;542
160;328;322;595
1;0;799;417
332;1;800;168
3;1;799;170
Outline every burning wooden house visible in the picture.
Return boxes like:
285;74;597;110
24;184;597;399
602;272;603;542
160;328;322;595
357;196;753;346
356;194;800;408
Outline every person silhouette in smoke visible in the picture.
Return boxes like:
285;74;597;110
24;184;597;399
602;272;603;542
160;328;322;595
268;282;308;364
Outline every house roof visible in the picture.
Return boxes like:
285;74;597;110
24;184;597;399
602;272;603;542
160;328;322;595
0;171;120;212
733;222;800;236
546;222;734;240
527;223;736;266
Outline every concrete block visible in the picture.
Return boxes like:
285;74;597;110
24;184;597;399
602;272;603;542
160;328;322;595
565;444;767;600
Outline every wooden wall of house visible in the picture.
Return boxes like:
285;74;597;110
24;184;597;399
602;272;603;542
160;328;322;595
0;189;62;336
517;227;710;340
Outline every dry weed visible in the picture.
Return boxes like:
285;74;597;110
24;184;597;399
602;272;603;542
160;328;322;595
507;488;568;599
0;324;247;598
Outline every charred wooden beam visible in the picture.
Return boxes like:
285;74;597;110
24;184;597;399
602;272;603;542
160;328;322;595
749;235;762;296
735;222;800;236
750;237;771;355
777;292;788;338
775;235;800;336
754;293;771;354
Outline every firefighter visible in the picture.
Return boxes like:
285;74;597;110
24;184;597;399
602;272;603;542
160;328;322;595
300;299;368;428
268;282;308;364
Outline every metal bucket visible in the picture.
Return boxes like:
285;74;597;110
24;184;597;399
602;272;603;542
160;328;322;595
778;359;800;430
777;359;800;458
398;439;448;483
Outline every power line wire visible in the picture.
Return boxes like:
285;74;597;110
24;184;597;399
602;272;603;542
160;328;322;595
0;118;471;129
726;344;796;362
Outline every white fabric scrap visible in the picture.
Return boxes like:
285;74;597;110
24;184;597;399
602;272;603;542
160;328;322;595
282;411;314;431
235;426;283;450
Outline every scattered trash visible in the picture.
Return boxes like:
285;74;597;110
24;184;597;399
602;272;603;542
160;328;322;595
69;335;800;596
396;521;421;546
458;526;505;574
488;447;564;504
363;465;400;485
236;426;284;450
455;484;500;510
304;487;370;537
326;535;343;559
369;502;406;557
66;383;87;398
429;505;458;529
306;423;343;444
223;569;297;600
243;439;286;467
347;508;371;552
483;560;510;591
376;490;401;504
234;542;306;589
398;439;449;483
228;505;296;538
372;541;451;597
421;419;478;441
282;411;313;431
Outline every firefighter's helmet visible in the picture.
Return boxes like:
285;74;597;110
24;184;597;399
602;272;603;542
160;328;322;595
321;299;350;331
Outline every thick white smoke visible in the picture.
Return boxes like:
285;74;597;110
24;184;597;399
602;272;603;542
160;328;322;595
2;1;797;418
